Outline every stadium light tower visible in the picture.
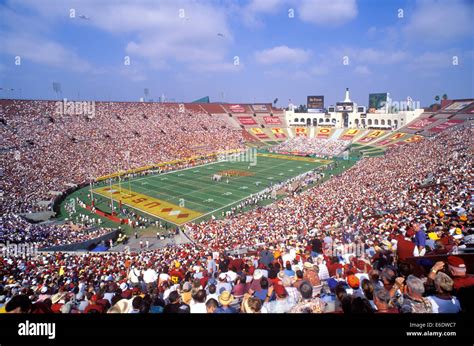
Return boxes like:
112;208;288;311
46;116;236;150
52;82;62;100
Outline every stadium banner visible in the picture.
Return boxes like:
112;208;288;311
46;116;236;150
263;116;282;125
237;116;257;125
250;127;269;139
389;132;406;140
406;118;437;130
316;127;332;138
367;130;385;138
443;101;473;111
295;127;308;136
307;95;324;111
252;104;269;112
257;153;332;164
336;102;353;112
357;130;384;143
228;104;247;113
375;139;393;146
404;135;423;143
375;133;402;146
340;129;360;140
428;119;464;133
271;127;286;138
368;93;388;113
93;185;202;225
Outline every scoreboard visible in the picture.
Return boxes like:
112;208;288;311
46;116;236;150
307;95;324;111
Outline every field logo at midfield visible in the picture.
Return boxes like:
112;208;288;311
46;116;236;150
217;148;257;166
218;169;254;177
93;186;202;225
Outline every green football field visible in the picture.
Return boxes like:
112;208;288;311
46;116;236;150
60;153;333;229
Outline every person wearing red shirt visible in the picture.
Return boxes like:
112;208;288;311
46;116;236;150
396;234;415;262
447;256;474;291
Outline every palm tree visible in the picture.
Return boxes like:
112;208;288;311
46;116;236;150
442;94;448;100
434;95;440;102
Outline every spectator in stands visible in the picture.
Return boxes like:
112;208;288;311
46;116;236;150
400;275;433;313
427;272;461;313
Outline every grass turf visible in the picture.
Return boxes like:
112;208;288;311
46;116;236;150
57;152;360;234
58;154;327;226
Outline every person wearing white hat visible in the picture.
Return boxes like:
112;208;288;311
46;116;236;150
216;273;232;295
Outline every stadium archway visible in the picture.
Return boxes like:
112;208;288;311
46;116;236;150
313;118;318;126
343;112;349;127
306;118;311;126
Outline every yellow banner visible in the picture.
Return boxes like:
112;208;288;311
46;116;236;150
251;128;264;134
343;129;360;136
295;127;308;136
367;130;385;138
317;127;332;137
93;185;203;225
257;153;332;164
390;132;405;140
405;135;423;143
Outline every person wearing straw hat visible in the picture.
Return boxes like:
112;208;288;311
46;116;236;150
215;291;237;313
107;299;132;313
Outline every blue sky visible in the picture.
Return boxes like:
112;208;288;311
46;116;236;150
0;0;473;107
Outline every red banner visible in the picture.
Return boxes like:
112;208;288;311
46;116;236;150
237;116;257;125
428;120;464;133
229;104;247;113
252;104;269;112
406;118;437;130
375;139;392;146
263;116;282;125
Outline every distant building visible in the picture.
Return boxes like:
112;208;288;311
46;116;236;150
285;88;423;130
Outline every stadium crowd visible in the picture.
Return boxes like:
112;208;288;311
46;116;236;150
0;123;472;314
0;213;111;249
270;137;350;157
1;100;244;214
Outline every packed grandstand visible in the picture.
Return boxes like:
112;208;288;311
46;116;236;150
0;97;473;314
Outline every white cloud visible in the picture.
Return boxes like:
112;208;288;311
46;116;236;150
255;46;311;64
335;48;409;65
5;0;235;73
403;0;473;42
241;0;286;27
408;51;457;70
296;0;358;26
1;33;92;72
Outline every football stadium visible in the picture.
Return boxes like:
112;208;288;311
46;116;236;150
0;0;473;344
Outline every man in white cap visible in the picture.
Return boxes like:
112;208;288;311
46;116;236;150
216;273;232;295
